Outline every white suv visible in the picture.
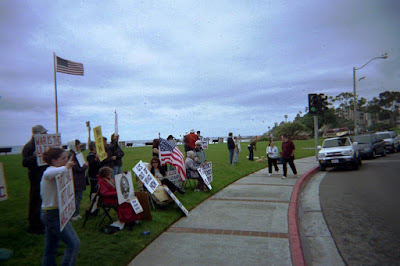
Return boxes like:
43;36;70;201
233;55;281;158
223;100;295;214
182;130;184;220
318;137;362;171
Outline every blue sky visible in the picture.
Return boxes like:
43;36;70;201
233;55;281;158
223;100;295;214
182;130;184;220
1;0;399;146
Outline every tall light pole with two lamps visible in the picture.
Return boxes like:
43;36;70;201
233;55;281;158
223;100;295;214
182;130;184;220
353;53;388;135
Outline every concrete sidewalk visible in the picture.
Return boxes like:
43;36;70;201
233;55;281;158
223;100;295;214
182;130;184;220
129;157;318;266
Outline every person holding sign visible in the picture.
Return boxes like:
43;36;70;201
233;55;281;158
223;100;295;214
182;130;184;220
150;157;185;194
68;140;88;221
193;140;207;167
22;125;49;234
185;151;206;192
40;148;80;266
97;167;142;226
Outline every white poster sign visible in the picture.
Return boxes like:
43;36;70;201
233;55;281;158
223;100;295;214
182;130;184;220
132;161;159;194
201;138;209;149
166;169;182;188
163;186;189;216
129;197;143;214
200;161;213;182
75;153;86;167
0;163;8;202
115;172;135;205
55;170;75;231
197;167;212;191
34;134;62;166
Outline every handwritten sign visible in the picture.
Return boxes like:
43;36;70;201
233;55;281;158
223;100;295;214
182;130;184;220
201;137;209;149
163;186;189;216
34;134;62;166
55;170;75;231
0;163;8;202
166;169;182;188
115;172;135;205
132;161;159;194
197;167;212;191
93;126;107;162
129;197;143;214
200;161;213;182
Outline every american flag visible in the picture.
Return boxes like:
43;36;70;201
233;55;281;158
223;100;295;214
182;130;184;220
56;56;84;76
159;138;186;181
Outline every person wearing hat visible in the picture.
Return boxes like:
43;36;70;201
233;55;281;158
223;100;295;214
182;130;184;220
22;125;49;234
185;129;198;154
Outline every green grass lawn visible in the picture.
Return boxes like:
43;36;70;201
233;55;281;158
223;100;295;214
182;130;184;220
0;139;320;265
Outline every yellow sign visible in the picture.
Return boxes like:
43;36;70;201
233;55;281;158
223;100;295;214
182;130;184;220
93;126;107;162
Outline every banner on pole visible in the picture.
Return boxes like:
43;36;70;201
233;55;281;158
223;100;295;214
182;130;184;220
34;134;62;166
0;163;8;202
93;126;107;162
55;170;75;231
132;161;159;194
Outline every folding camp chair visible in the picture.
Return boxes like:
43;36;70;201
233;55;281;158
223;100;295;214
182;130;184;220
184;170;197;190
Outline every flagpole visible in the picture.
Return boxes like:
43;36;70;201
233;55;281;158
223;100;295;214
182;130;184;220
53;52;58;133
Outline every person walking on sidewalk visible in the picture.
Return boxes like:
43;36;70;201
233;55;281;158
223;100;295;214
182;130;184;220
267;140;279;176
280;134;297;179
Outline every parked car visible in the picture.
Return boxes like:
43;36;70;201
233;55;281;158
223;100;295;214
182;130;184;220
318;136;361;171
352;134;386;159
375;131;400;153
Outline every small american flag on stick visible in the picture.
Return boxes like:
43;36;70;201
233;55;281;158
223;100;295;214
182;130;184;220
56;56;84;76
159;138;186;181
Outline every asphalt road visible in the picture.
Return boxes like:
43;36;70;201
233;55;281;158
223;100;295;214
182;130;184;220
319;152;400;265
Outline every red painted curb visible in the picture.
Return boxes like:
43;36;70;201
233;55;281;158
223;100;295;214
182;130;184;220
288;166;319;266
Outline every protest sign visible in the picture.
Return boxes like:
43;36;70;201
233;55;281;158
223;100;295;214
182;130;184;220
55;170;75;231
93;126;107;161
201;137;209;149
34;134;62;166
0;163;8;202
197;167;212;191
75;153;86;167
129;197;143;214
200;161;213;182
166;169;182;188
163;186;189;216
132;161;159;194
115;172;135;205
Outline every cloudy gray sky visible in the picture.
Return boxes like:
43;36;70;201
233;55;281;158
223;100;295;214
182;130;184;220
1;0;399;146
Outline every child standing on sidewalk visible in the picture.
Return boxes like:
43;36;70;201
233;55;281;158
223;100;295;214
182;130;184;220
40;148;80;265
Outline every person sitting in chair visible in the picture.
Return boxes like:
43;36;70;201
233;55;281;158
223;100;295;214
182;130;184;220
185;151;206;192
149;157;185;195
97;167;142;226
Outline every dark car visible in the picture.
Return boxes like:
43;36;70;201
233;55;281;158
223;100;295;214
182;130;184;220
352;134;386;159
375;131;400;153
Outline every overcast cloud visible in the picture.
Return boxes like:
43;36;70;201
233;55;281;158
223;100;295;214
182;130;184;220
1;0;399;146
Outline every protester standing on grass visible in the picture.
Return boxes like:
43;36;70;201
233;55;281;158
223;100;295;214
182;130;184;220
233;136;240;164
267;140;279;176
248;136;259;161
280;134;297;179
40;148;80;266
87;141;101;197
68;139;88;221
227;132;235;165
110;133;124;176
22;125;48;234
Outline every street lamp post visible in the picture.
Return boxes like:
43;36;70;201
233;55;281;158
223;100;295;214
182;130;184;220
353;53;388;135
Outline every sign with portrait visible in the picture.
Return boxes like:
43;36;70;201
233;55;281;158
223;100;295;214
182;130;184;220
34;133;62;166
0;163;8;202
55;169;75;231
132;161;159;194
93;126;108;162
115;172;135;205
163;186;189;216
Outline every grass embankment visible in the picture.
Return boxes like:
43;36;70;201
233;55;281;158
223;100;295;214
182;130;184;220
0;139;320;265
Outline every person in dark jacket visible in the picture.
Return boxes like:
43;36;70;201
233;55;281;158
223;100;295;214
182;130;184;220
227;132;235;165
100;137;115;169
110;133;124;176
86;141;101;197
248;136;259;161
68;139;88;220
22;125;49;234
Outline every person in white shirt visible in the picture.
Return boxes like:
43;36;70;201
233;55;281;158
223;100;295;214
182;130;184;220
40;148;80;266
266;140;279;176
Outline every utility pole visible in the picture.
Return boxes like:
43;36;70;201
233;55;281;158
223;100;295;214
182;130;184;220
86;121;91;146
